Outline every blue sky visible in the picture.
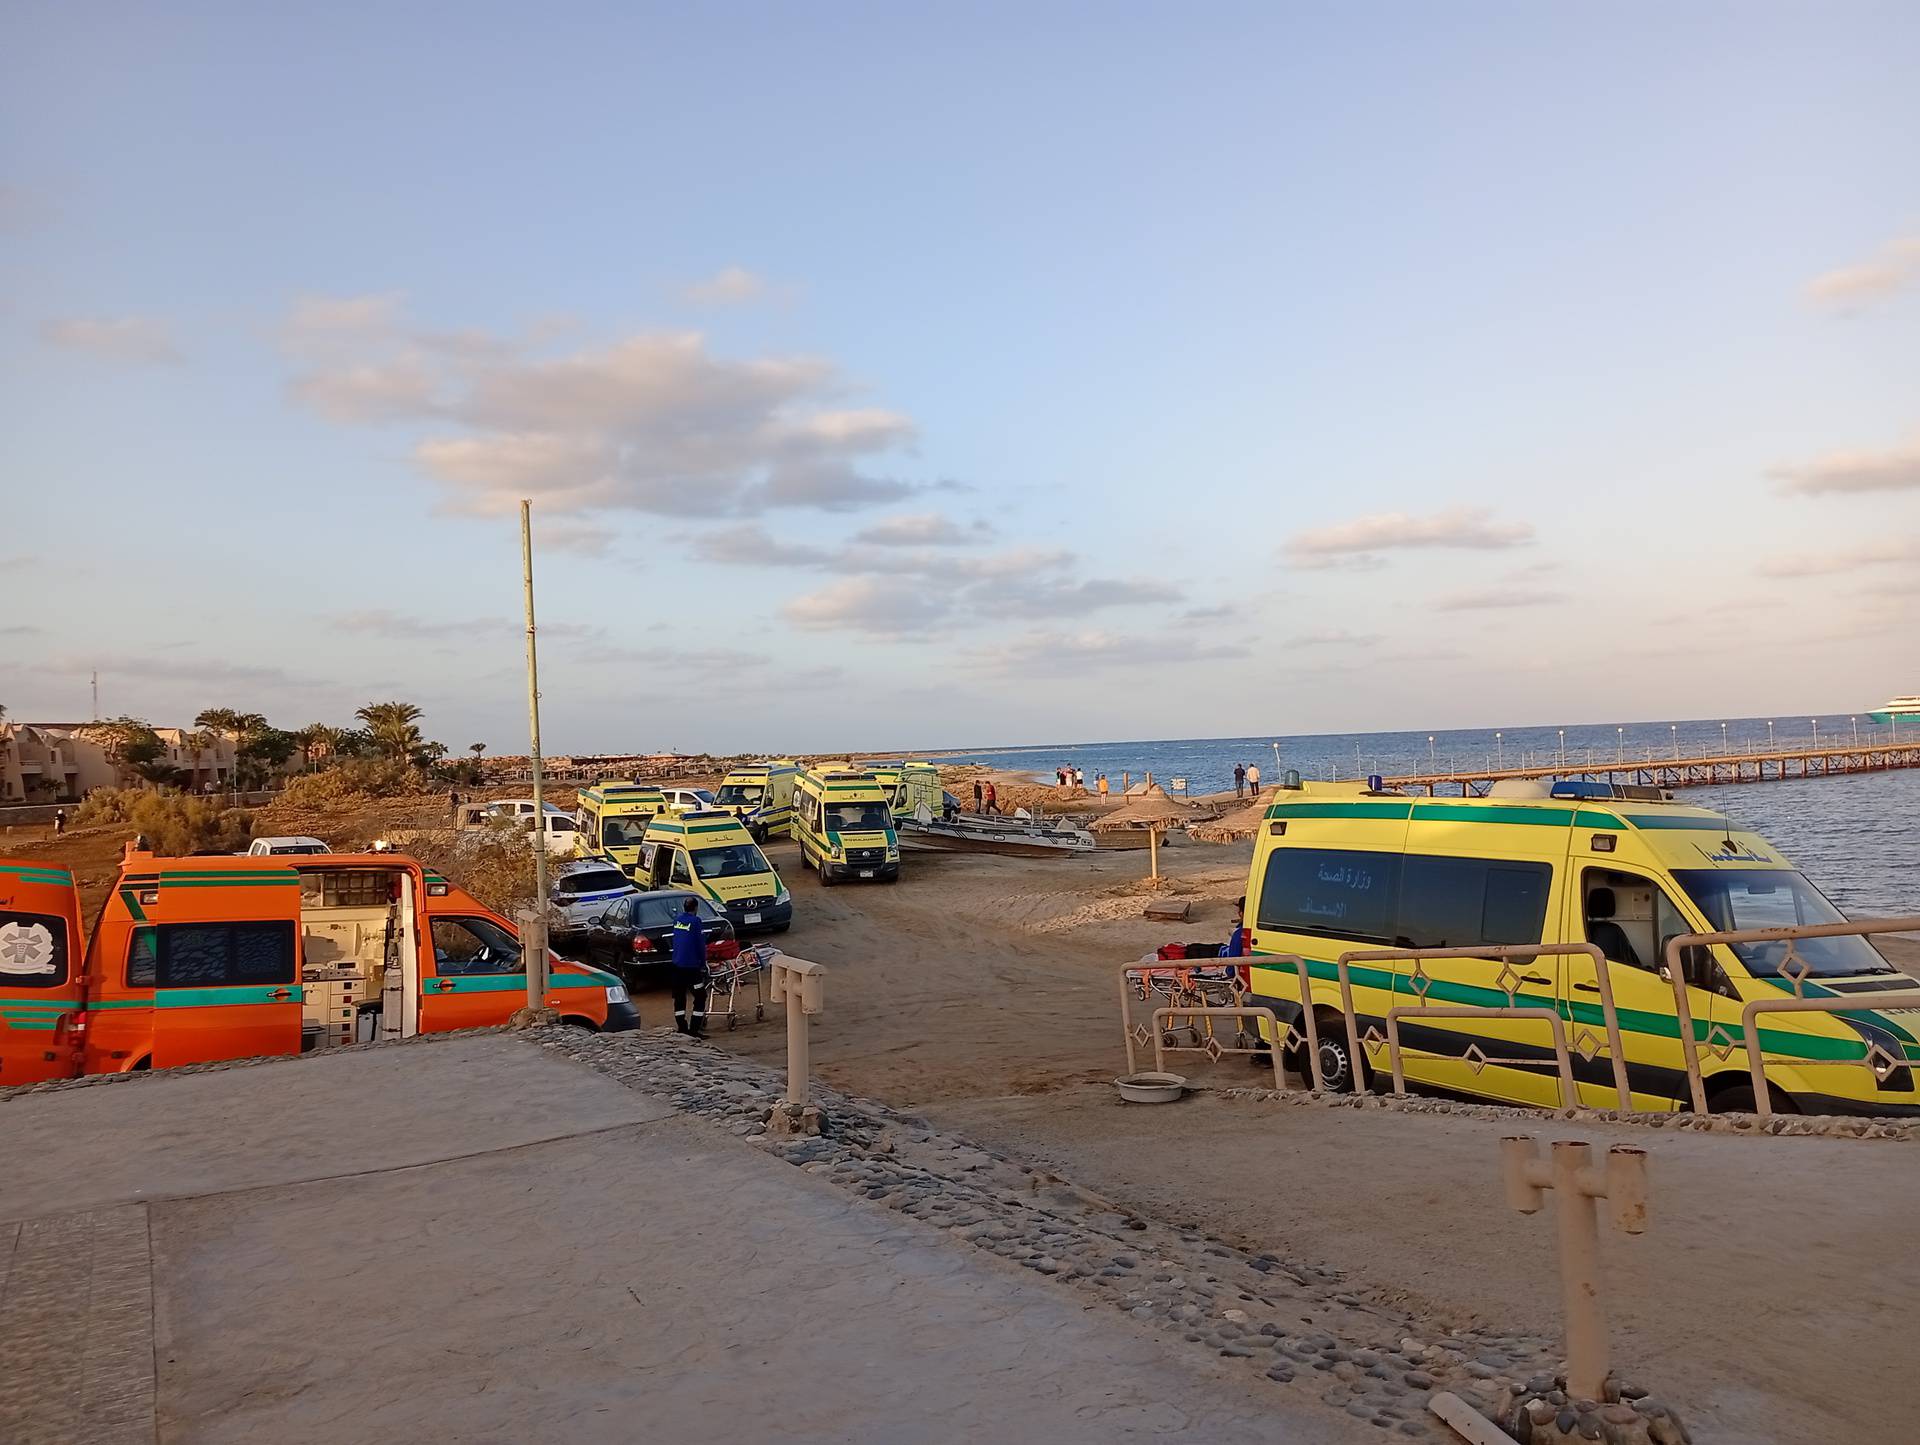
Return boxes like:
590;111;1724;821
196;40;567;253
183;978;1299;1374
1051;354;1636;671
3;1;1916;754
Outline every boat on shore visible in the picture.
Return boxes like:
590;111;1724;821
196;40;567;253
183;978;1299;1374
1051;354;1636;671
1867;696;1920;725
897;805;1097;858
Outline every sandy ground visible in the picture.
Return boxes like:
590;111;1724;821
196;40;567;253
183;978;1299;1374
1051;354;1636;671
0;1038;1369;1444
12;787;1917;1440
691;836;1920;1444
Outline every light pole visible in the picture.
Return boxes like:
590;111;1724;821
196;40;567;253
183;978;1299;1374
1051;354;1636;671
1558;728;1566;769
1670;723;1678;760
1766;719;1775;751
1428;735;1436;770
1811;718;1819;748
1720;721;1727;755
1496;731;1503;769
1851;715;1859;747
1615;726;1623;763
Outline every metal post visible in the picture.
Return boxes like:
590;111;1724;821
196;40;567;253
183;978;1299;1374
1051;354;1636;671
521;500;550;1010
769;955;826;1135
1500;1137;1649;1404
786;981;810;1109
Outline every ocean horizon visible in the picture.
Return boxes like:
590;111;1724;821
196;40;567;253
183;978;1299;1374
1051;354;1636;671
931;713;1917;917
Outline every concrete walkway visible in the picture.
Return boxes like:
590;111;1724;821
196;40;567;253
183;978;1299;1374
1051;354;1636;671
0;1038;1371;1443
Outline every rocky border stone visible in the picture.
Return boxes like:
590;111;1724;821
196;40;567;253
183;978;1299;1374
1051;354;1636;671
534;1027;1692;1442
1211;1083;1918;1142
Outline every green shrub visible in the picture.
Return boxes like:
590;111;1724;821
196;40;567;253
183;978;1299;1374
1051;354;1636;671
278;758;424;807
74;788;253;855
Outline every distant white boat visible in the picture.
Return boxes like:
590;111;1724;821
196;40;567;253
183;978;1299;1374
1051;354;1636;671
1867;696;1920;725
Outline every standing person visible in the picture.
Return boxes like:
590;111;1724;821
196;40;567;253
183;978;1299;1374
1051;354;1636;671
53;808;67;836
982;780;998;814
669;896;711;1037
1074;766;1085;789
1219;896;1252;957
1233;763;1246;798
1246;761;1261;797
972;779;984;812
1097;773;1110;800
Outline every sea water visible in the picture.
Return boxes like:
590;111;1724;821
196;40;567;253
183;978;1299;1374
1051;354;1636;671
936;716;1917;915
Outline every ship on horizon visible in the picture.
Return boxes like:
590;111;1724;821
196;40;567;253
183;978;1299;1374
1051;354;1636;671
1867;695;1920;725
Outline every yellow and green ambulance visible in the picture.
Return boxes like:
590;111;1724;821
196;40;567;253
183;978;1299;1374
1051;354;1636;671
794;766;901;884
1242;780;1918;1115
712;760;801;841
639;809;791;935
576;780;668;877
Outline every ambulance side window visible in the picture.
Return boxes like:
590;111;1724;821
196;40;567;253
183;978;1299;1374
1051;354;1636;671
669;850;694;887
154;922;297;987
127;927;157;988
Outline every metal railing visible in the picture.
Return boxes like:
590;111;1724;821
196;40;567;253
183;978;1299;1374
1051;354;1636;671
1664;917;1920;1117
1151;1007;1286;1090
1333;942;1630;1111
1119;956;1323;1089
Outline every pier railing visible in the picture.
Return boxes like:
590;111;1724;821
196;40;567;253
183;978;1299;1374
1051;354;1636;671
1385;739;1920;795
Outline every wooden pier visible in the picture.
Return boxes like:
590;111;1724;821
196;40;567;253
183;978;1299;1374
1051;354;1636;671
1386;740;1920;796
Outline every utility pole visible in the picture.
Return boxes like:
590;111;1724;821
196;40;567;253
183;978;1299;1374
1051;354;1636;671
520;500;551;1012
91;671;99;720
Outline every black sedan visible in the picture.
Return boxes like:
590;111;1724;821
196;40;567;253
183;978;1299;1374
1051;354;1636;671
567;889;740;985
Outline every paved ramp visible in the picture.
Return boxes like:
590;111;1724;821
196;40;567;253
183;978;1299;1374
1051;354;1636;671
1;1038;1368;1444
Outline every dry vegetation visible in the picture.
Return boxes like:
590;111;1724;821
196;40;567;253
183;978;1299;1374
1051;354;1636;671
70;788;254;856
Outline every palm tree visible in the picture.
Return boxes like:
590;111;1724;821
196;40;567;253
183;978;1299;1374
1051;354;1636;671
355;701;425;760
195;708;269;739
184;727;219;791
293;723;342;771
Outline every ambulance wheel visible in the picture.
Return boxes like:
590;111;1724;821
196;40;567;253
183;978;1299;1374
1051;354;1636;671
819;862;838;887
1314;1019;1361;1094
1706;1079;1798;1115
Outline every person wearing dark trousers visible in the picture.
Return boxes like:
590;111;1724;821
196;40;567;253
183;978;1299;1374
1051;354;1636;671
669;896;711;1036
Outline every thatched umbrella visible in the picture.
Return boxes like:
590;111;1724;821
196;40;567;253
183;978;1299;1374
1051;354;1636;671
1189;787;1275;843
1090;785;1197;879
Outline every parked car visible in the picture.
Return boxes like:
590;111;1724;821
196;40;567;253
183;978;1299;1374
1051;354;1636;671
246;836;330;855
547;858;641;936
567;889;740;984
659;787;717;814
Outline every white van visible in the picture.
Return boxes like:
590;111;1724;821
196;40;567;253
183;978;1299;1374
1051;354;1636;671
247;836;331;856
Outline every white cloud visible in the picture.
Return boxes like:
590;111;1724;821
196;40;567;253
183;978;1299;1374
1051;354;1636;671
975;628;1251;676
1772;440;1920;496
1806;235;1920;307
691;521;1165;637
282;292;406;345
334;610;503;640
783;577;955;638
1434;587;1570;611
682;266;769;305
289;358;441;423
282;305;929;519
1289;627;1382;646
39;317;180;365
1758;538;1920;578
1284;506;1533;567
851;513;993;547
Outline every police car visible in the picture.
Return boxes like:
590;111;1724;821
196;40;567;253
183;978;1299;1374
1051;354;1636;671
546;856;641;938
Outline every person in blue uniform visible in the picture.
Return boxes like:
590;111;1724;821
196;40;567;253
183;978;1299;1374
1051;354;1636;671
670;895;711;1036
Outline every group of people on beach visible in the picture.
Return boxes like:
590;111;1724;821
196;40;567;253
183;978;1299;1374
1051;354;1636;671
1232;761;1262;798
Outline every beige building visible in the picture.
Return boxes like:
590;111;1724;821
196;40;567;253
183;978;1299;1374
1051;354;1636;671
0;723;240;803
0;723;117;803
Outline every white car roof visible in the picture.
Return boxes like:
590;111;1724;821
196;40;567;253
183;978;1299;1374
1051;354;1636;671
257;836;328;847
